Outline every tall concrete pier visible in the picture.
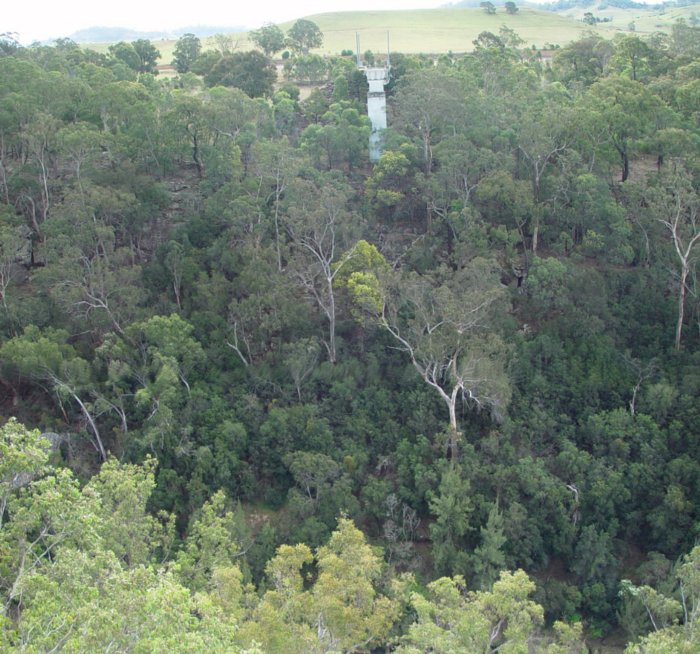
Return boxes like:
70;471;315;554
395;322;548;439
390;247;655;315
357;34;391;163
364;66;390;163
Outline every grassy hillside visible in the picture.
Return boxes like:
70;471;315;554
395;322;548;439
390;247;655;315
555;2;700;34
272;8;617;53
91;3;700;61
93;7;615;61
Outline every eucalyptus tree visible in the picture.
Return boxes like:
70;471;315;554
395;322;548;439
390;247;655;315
96;314;205;457
347;252;511;451
0;441;244;652
284;172;361;363
172;33;202;73
238;518;399;653
610;34;658;82
364;148;422;228
300;101;369;171
0;32;20;57
623;545;700;654
0;213;26;313
225;245;305;369
285;19;323;55
645;167;700;349
166;85;264;183
204;51;277;99
552;35;615;87
168;91;209;177
16;112;60;248
251;23;286;57
0;418;48;530
108;39;160;76
428;134;503;222
39;180;145;336
396;570;583;653
382;260;510;445
0;326;108;460
586;76;663;182
204;85;272;180
391;69;465;176
514;85;574;253
310;517;400;652
249;138;306;270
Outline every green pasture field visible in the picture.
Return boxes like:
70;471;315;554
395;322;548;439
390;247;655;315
86;3;700;62
87;7;615;61
556;2;700;35
273;8;617;53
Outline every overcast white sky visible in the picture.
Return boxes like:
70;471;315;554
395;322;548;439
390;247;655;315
5;0;454;44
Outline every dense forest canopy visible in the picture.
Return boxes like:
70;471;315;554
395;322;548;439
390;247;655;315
1;17;700;652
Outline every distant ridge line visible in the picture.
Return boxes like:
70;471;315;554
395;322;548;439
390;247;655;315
68;25;246;44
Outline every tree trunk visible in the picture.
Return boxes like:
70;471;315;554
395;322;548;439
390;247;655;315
191;131;203;179
273;180;283;272
621;148;630;183
423;130;432;175
446;395;462;459
532;220;540;255
327;277;337;364
676;264;688;350
52;378;107;461
448;398;458;434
